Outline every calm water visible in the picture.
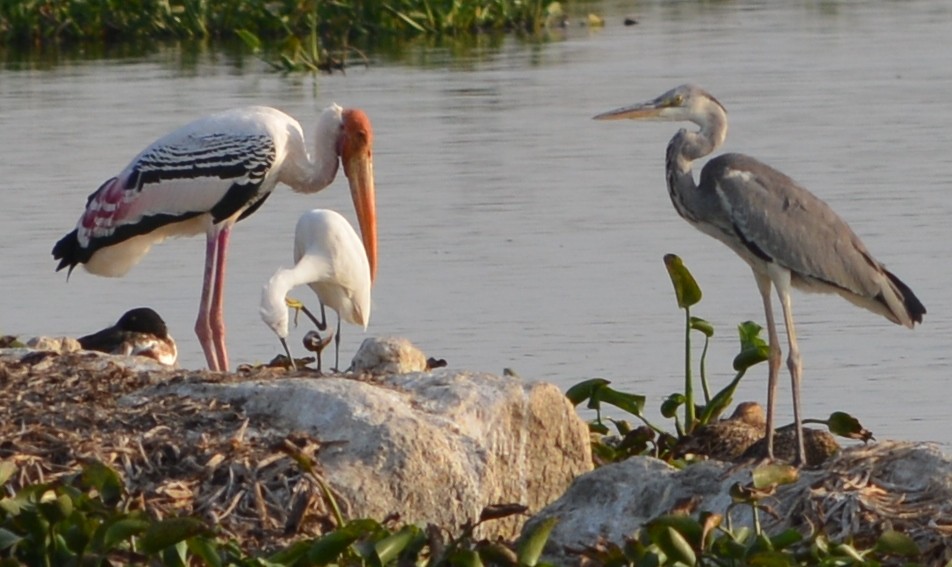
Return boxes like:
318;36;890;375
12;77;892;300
1;2;950;447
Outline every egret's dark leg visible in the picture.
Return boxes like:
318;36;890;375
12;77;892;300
334;314;342;371
280;337;297;371
754;271;782;460
773;269;806;466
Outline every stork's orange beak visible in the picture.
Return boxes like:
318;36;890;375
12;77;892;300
340;109;378;282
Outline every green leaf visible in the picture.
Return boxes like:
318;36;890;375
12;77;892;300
38;492;73;523
874;529;919;557
663;254;702;309
751;463;799;489
565;378;610;406
0;528;22;550
101;517;150;550
81;461;124;505
0;461;15;486
374;526;419;565
689;317;714;337
661;393;686;419
186;537;223;567
733;321;770;372
596;386;646;417
139;517;211;554
448;547;484;567
518;517;557;566
769;528;803;550
234;29;261;51
827;412;874;441
655;526;696;565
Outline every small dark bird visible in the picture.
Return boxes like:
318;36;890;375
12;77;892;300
675;402;767;462
78;307;177;366
675;401;840;467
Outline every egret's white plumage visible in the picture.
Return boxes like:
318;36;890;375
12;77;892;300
596;84;925;465
54;105;377;372
260;208;371;371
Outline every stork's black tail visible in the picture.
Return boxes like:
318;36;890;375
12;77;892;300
52;229;88;277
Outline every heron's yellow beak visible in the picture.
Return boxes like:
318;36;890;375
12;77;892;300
593;101;666;121
341;109;378;283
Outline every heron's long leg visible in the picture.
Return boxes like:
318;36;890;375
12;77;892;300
754;270;782;459
772;269;806;465
196;229;223;371
210;227;231;372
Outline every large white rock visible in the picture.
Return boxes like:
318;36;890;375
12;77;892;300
138;368;592;539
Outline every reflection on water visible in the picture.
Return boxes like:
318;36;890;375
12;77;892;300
1;2;950;447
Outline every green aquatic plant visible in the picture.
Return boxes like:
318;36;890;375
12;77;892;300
0;457;557;566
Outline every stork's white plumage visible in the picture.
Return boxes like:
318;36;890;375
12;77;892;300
54;105;377;371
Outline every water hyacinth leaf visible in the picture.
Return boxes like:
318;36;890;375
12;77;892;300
518;517;558;566
139;517;211;554
661;393;686;419
609;418;632;436
374;526;419;565
689;316;714;337
743;550;791;566
596;386;646;416
646;515;703;549
588;421;609;435
267;539;311;564
81;461;124;505
0;461;15;486
663;254;702;309
654;526;696;566
101;516;150;550
751;463;799;490
448;548;485;567
37;492;72;523
733;321;770;372
874;530;919;557
565;378;610;406
769;528;803;550
186;536;223;567
307;530;357;563
827;412;874;441
0;528;21;551
478;541;519;565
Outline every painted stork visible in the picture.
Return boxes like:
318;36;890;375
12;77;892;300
53;105;377;371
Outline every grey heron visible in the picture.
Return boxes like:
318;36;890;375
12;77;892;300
595;84;926;465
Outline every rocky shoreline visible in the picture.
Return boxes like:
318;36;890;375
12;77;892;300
1;339;951;564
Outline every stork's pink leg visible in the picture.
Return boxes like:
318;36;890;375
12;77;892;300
209;227;231;371
195;229;223;370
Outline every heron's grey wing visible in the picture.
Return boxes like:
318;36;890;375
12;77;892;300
712;157;884;298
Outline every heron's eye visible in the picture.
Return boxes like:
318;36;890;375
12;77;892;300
671;94;684;106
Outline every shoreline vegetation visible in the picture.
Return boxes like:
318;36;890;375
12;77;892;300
0;0;588;69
